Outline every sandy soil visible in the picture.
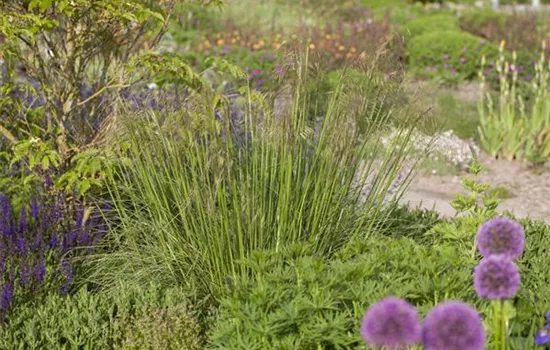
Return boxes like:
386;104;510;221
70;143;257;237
402;154;550;222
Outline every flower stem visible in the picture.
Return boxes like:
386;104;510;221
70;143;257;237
493;300;508;350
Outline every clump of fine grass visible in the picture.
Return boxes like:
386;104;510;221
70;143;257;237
85;55;424;299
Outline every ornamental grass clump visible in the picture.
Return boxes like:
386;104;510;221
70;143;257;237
478;41;550;164
360;297;421;349
88;55;419;298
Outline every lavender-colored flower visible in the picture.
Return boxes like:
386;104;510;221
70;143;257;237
0;281;13;312
15;236;28;256
59;261;73;295
0;194;11;236
30;197;40;221
473;255;520;300
476;217;525;259
422;301;485;350
360;297;421;349
19;260;31;286
35;255;46;284
18;207;28;234
442;54;450;60
525;75;532;81
460;57;467;63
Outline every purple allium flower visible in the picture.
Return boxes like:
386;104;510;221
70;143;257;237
444;63;449;69
460;57;467;63
473;255;520;300
442;54;450;60
422;301;485;350
476;217;525;259
360;297;421;349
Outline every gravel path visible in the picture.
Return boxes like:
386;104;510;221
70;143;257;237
402;154;550;222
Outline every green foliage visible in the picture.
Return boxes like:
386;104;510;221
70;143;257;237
403;13;458;38
209;237;480;349
0;284;207;350
85;61;419;299
0;137;120;201
407;30;499;82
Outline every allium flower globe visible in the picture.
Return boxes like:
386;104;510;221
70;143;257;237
360;297;421;349
476;217;525;259
473;255;520;300
422;301;485;350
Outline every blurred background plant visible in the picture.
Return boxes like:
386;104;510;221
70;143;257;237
478;42;550;164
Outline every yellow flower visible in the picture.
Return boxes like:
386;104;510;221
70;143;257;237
338;45;345;51
499;40;506;49
309;43;315;49
325;34;332;40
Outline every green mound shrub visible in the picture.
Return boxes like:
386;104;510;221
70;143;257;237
0;284;207;350
407;30;499;81
403;13;459;38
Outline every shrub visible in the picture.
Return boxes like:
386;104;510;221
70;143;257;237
0;284;206;350
459;9;543;54
407;30;499;82
403;13;459;38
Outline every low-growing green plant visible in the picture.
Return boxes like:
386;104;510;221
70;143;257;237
0;284;208;350
403;13;458;38
407;30;500;83
209;237;479;349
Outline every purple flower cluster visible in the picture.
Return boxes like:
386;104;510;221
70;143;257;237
476;217;525;259
474;217;524;300
0;191;107;318
473;254;520;300
360;297;421;349
422;301;485;350
361;298;485;350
